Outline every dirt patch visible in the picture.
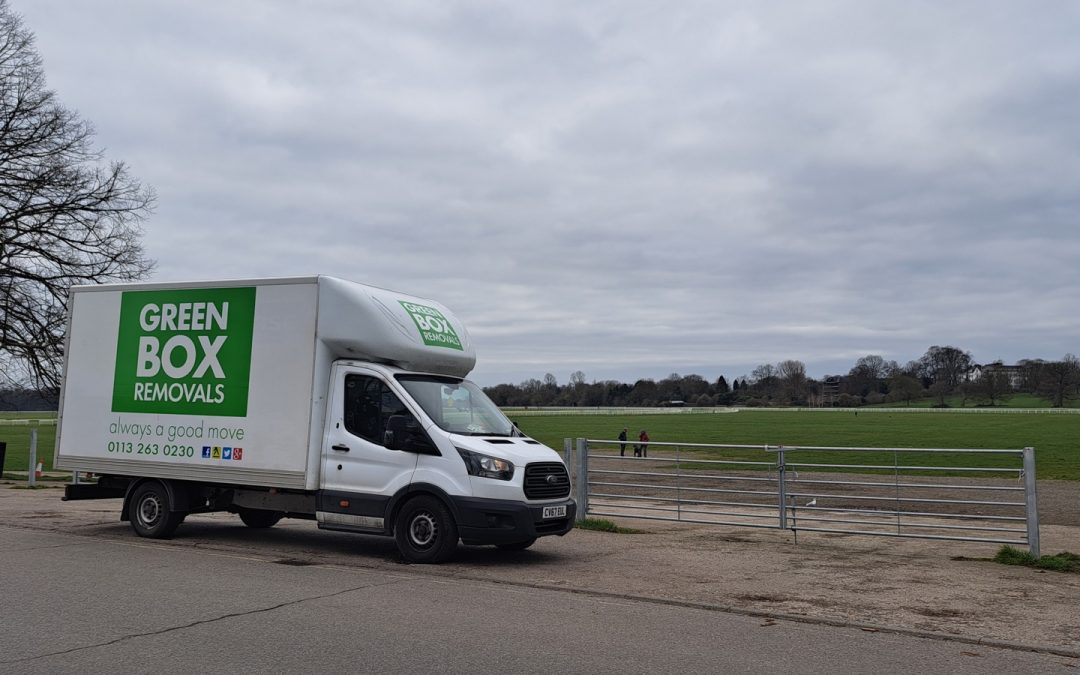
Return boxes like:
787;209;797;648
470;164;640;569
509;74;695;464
735;593;786;603
912;607;972;619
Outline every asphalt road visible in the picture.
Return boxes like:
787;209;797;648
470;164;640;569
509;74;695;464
1;525;1075;674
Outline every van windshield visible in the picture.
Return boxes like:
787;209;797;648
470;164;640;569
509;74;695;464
396;375;517;436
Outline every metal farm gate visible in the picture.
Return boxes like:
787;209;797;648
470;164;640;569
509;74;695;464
564;439;1040;556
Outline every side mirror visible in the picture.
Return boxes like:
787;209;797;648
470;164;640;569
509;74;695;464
384;414;436;454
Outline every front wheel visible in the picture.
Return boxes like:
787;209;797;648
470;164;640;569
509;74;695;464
394;496;459;563
128;481;185;539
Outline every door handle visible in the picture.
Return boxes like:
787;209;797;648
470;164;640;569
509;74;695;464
332;444;350;452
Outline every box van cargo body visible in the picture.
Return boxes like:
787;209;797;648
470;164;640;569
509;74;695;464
56;276;575;562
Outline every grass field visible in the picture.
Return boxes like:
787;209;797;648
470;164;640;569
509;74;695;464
3;409;1077;481
515;410;1080;480
869;393;1080;408
0;412;58;475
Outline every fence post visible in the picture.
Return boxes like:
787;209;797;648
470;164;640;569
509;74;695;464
576;438;589;517
675;444;682;521
563;438;574;499
28;427;38;487
777;448;787;530
1023;446;1040;558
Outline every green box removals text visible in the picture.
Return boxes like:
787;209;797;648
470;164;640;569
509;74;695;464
112;287;256;417
399;300;463;350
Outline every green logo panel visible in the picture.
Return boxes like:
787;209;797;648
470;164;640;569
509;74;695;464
399;301;463;351
112;287;256;416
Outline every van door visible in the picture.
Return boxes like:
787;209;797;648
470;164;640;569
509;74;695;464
318;368;422;530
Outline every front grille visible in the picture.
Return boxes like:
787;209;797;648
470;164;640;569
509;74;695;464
523;462;571;500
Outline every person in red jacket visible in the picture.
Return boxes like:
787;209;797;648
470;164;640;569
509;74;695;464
636;429;650;458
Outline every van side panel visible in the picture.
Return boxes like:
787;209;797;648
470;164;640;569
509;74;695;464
55;281;319;489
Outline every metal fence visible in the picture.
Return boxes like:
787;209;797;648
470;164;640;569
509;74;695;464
0;418;58;426
514;406;1080;416
565;438;1040;556
511;407;740;417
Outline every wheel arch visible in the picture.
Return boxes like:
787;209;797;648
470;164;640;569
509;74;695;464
386;482;460;534
121;477;194;522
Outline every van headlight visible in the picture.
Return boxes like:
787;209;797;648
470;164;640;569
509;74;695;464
456;448;514;481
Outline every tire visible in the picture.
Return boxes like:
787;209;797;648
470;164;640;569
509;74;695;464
394;496;459;563
238;508;284;528
128;481;185;539
496;538;536;551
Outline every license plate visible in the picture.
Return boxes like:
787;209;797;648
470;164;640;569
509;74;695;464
542;505;567;519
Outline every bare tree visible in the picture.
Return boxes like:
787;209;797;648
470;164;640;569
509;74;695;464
657;372;682;401
628;378;657;406
0;1;154;388
886;374;923;406
1017;359;1046;394
750;364;775;382
520;378;542;396
967;364;1013;407
854;355;891;379
928;380;951;407
681;374;709;399
1038;355;1080;408
917;345;973;394
749;363;779;401
846;354;900;398
776;359;808;404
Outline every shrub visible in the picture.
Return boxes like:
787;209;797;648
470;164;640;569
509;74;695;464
995;545;1080;573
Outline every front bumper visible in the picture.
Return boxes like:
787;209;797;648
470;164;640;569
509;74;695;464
452;496;576;545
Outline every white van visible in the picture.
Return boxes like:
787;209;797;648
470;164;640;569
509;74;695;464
55;276;575;562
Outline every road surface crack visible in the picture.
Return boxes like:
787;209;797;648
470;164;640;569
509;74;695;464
2;540;97;553
0;579;404;665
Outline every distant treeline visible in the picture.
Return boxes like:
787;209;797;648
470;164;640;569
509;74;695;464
4;346;1077;412
0;387;59;411
483;347;1080;409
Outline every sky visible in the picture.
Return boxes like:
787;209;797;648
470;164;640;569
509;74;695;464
15;1;1080;387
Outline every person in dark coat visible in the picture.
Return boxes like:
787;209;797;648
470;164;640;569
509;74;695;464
618;428;628;456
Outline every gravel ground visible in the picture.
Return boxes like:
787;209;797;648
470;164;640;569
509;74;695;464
3;480;1079;657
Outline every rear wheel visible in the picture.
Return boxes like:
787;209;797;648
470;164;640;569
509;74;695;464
238;508;284;528
128;481;185;539
395;496;459;563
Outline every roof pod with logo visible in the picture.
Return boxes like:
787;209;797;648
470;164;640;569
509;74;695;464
316;276;476;378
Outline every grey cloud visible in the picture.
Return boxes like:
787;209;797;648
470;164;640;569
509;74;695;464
16;0;1080;385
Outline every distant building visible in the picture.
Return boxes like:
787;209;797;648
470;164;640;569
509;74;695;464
969;363;1023;389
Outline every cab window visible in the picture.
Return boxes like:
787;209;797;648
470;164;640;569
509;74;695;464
343;374;411;446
